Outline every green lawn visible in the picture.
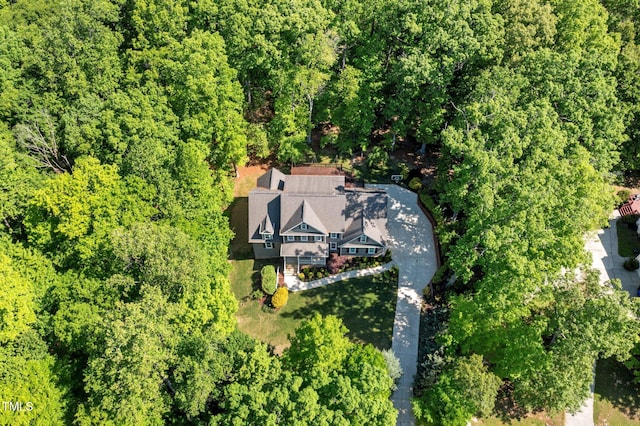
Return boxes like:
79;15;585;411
229;258;398;354
594;357;640;425
617;219;640;257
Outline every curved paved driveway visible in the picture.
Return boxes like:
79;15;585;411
370;184;438;426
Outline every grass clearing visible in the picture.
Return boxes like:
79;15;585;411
617;219;640;257
230;257;397;354
594;357;640;425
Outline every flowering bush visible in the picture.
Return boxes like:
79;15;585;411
271;287;289;309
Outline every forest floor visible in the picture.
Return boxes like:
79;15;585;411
618;173;640;194
471;413;565;426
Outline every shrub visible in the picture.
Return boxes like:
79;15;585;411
409;177;423;191
624;257;640;271
297;272;305;280
271;287;289;309
328;253;349;274
366;145;389;169
618;189;632;206
431;264;448;286
382;349;403;390
320;131;339;149
423;285;431;298
261;304;276;313
622;213;640;224
261;265;277;295
390;266;399;278
419;192;444;227
251;289;263;300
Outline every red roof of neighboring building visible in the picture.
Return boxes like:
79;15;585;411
620;194;640;216
291;166;345;176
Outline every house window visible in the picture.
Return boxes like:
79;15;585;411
314;236;322;242
330;232;338;239
330;242;337;250
287;236;295;241
349;247;357;254
300;223;308;230
359;235;367;243
301;236;308;242
265;242;273;249
264;233;273;240
367;247;376;254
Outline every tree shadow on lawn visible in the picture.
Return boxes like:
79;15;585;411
224;197;253;260
280;275;397;350
595;357;640;419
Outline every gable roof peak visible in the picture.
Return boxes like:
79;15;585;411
256;168;286;190
301;199;327;233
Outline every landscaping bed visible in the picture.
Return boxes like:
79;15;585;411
297;251;393;281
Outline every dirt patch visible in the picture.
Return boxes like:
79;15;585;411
234;164;270;197
272;344;289;356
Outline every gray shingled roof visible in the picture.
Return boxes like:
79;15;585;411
280;194;345;234
283;175;344;194
256;168;286;190
280;241;329;257
342;190;388;245
249;169;387;251
261;212;274;234
248;190;281;243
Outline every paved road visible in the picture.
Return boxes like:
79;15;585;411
371;184;438;426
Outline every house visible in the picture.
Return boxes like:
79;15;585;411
248;168;388;273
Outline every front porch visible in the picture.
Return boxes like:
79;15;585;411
283;255;326;275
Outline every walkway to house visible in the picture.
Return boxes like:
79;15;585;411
284;261;395;292
372;184;438;426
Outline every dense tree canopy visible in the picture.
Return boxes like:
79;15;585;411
1;0;639;423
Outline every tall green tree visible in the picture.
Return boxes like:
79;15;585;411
78;287;177;425
23;156;155;273
413;354;502;426
285;314;397;425
0;247;66;426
